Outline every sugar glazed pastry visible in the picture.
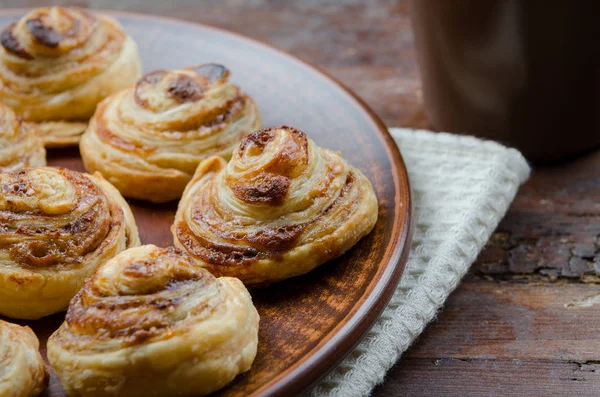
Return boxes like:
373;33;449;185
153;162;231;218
0;102;45;171
48;244;259;397
0;7;142;147
0;167;140;319
0;320;48;397
80;64;261;203
172;126;379;284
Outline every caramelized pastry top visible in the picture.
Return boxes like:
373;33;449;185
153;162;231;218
173;126;379;284
0;166;139;319
0;5;142;145
79;64;261;202
92;64;259;163
48;244;259;397
0;7;126;96
0;167;134;270
55;245;224;352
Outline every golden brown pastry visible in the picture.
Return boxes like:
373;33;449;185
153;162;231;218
172;126;379;284
0;167;140;319
0;7;142;147
0;320;48;397
0;101;45;171
48;244;259;397
80;64;261;203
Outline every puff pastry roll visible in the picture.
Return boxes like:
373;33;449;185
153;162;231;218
0;101;45;171
172;126;379;284
0;320;48;397
0;167;140;319
0;7;142;147
80;64;261;203
48;244;259;397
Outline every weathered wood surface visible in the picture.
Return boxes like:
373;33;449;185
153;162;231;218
5;0;600;394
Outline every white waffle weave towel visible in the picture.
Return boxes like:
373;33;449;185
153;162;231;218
310;128;531;397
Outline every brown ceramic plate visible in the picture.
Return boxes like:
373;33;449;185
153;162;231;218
1;9;412;397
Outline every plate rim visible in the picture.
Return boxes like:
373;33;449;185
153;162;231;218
0;8;413;396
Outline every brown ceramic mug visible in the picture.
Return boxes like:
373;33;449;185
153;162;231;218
409;0;599;162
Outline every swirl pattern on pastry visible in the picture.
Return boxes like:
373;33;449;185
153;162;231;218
0;167;140;319
80;64;261;203
48;244;259;397
0;7;142;147
172;126;379;284
0;102;45;171
0;320;48;397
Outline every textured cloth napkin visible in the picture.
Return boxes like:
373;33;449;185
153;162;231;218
310;128;531;397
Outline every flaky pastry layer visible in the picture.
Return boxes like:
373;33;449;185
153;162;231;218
80;64;261;202
0;102;45;171
0;320;48;397
0;167;140;319
48;245;259;397
173;126;379;284
0;7;142;147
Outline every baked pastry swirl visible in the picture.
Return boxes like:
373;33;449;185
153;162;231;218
172;126;379;284
0;167;140;319
48;244;259;397
80;64;261;203
0;320;48;397
0;7;142;147
0;101;45;171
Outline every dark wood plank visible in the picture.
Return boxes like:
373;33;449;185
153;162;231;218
404;281;600;361
474;149;600;282
374;280;600;395
375;358;600;397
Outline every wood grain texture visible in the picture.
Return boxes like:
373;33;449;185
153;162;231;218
375;358;600;397
374;281;600;396
403;281;600;361
1;0;599;395
474;149;600;282
0;9;412;397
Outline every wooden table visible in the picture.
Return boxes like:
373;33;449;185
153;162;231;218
9;0;600;395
